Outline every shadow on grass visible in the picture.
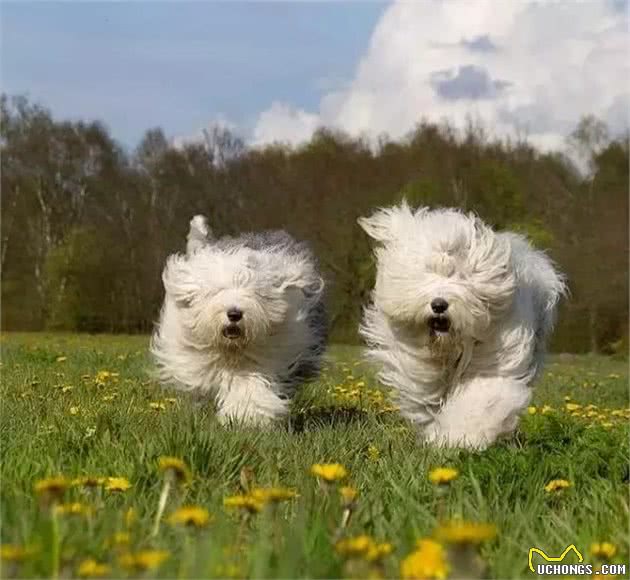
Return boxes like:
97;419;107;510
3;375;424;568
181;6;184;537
288;405;398;433
288;406;370;433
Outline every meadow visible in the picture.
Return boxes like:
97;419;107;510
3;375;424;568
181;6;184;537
1;333;628;579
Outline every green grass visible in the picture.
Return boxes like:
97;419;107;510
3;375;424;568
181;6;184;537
1;333;628;579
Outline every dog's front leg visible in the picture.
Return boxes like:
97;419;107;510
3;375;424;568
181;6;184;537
422;376;531;450
216;374;288;426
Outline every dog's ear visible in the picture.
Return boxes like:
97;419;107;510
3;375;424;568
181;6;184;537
358;202;414;243
280;260;325;301
186;215;212;256
357;211;392;242
162;255;200;307
290;274;325;299
282;273;325;299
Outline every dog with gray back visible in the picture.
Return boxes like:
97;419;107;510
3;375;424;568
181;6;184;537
151;216;327;424
358;202;566;449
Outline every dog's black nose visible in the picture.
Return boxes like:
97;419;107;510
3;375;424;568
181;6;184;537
431;298;449;314
227;308;243;322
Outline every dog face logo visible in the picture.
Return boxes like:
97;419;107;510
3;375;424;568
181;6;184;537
359;203;516;347
528;544;583;573
162;247;321;351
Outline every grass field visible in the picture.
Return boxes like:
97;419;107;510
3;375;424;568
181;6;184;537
1;333;628;579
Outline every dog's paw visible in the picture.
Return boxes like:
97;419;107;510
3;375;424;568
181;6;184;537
216;406;281;428
422;422;492;450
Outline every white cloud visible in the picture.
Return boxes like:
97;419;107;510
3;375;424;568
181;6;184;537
251;102;320;147
253;0;629;151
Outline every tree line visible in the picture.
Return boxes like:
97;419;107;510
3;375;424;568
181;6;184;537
1;94;627;353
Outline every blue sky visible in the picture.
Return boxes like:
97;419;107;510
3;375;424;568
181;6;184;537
1;2;385;146
2;1;627;153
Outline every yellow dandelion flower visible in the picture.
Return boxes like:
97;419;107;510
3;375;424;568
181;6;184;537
56;356;67;363
310;463;348;483
366;542;394;562
541;405;554;414
339;486;358;505
428;467;459;485
601;422;614;429
401;539;449;580
527;406;537;415
158;456;192;485
94;370;115;386
34;476;70;499
336;535;375;558
565;403;581;412
69;406;80;416
434;520;497;544
77;559;111;578
544;479;571;493
250;487;298;504
72;476;104;488
105;532;131;549
102;395;116;402
54;502;93;517
61;385;73;393
1;544;36;562
367;445;380;461
223;494;264;514
149;401;166;411
119;550;170;571
104;477;132;492
590;542;617;559
335;535;393;562
167;506;212;528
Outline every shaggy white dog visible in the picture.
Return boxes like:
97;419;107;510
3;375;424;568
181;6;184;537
359;203;566;449
151;216;326;424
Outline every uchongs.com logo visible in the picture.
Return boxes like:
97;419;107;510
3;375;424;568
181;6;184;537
528;544;626;576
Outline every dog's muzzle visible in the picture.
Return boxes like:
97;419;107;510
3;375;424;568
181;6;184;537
222;323;242;339
428;314;451;335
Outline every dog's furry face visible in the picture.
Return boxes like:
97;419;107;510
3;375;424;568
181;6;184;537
162;245;321;351
359;204;516;349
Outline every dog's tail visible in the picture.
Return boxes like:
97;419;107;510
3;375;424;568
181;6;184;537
186;215;211;255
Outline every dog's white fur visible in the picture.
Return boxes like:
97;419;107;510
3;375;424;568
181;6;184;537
151;216;326;424
359;203;566;449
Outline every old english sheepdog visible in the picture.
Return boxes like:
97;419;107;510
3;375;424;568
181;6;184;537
151;216;326;424
358;203;566;449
